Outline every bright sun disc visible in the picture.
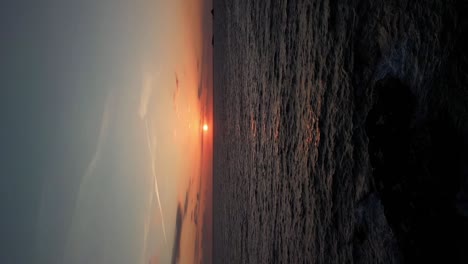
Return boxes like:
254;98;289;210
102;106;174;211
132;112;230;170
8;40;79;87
203;124;208;132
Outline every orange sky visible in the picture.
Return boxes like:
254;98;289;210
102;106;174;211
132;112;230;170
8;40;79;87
30;1;212;263
142;0;213;263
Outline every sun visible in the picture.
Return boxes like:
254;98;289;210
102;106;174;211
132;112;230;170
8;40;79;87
203;124;208;132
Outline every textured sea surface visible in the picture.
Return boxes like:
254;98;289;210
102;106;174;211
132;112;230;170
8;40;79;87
213;0;468;263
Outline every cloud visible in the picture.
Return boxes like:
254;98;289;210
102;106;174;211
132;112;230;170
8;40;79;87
145;118;167;244
173;73;180;115
140;71;157;120
184;191;189;216
171;204;184;264
78;92;113;192
64;91;113;261
141;188;154;263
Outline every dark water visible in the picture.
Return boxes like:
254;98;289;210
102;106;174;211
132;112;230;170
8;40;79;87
213;0;468;263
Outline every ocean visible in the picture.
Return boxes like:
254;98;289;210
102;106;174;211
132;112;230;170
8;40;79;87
213;0;468;263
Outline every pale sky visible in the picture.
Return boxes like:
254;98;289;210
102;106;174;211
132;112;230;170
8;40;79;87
0;1;211;263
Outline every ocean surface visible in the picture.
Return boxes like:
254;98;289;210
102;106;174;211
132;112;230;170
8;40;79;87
213;0;468;263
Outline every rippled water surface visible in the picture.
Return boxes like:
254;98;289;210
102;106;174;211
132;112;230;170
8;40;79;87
213;0;468;263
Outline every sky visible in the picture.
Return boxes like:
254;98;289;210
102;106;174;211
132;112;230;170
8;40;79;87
0;1;212;263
